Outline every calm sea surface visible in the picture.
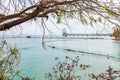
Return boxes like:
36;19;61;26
6;38;120;80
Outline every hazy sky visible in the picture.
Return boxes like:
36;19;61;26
0;18;113;36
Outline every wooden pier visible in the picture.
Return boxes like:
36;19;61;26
62;29;112;37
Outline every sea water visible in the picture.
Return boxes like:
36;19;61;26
5;38;120;80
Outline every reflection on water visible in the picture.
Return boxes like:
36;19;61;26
112;41;120;57
5;38;120;80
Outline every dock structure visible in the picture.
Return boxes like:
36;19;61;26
62;29;112;37
66;33;112;37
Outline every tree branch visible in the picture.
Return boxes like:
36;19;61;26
0;5;37;23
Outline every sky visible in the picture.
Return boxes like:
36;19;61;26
0;18;113;36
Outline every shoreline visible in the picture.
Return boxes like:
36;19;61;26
0;36;114;40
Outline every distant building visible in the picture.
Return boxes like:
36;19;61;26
26;36;31;38
62;29;67;37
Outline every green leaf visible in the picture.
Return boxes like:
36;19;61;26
83;18;88;25
57;17;61;24
90;21;93;26
98;17;102;23
95;0;98;2
110;0;113;2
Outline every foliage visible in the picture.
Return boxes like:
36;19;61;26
45;56;120;80
0;40;20;80
45;56;92;80
90;66;120;80
0;0;120;32
112;26;120;38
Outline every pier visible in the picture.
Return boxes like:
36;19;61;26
62;29;112;37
